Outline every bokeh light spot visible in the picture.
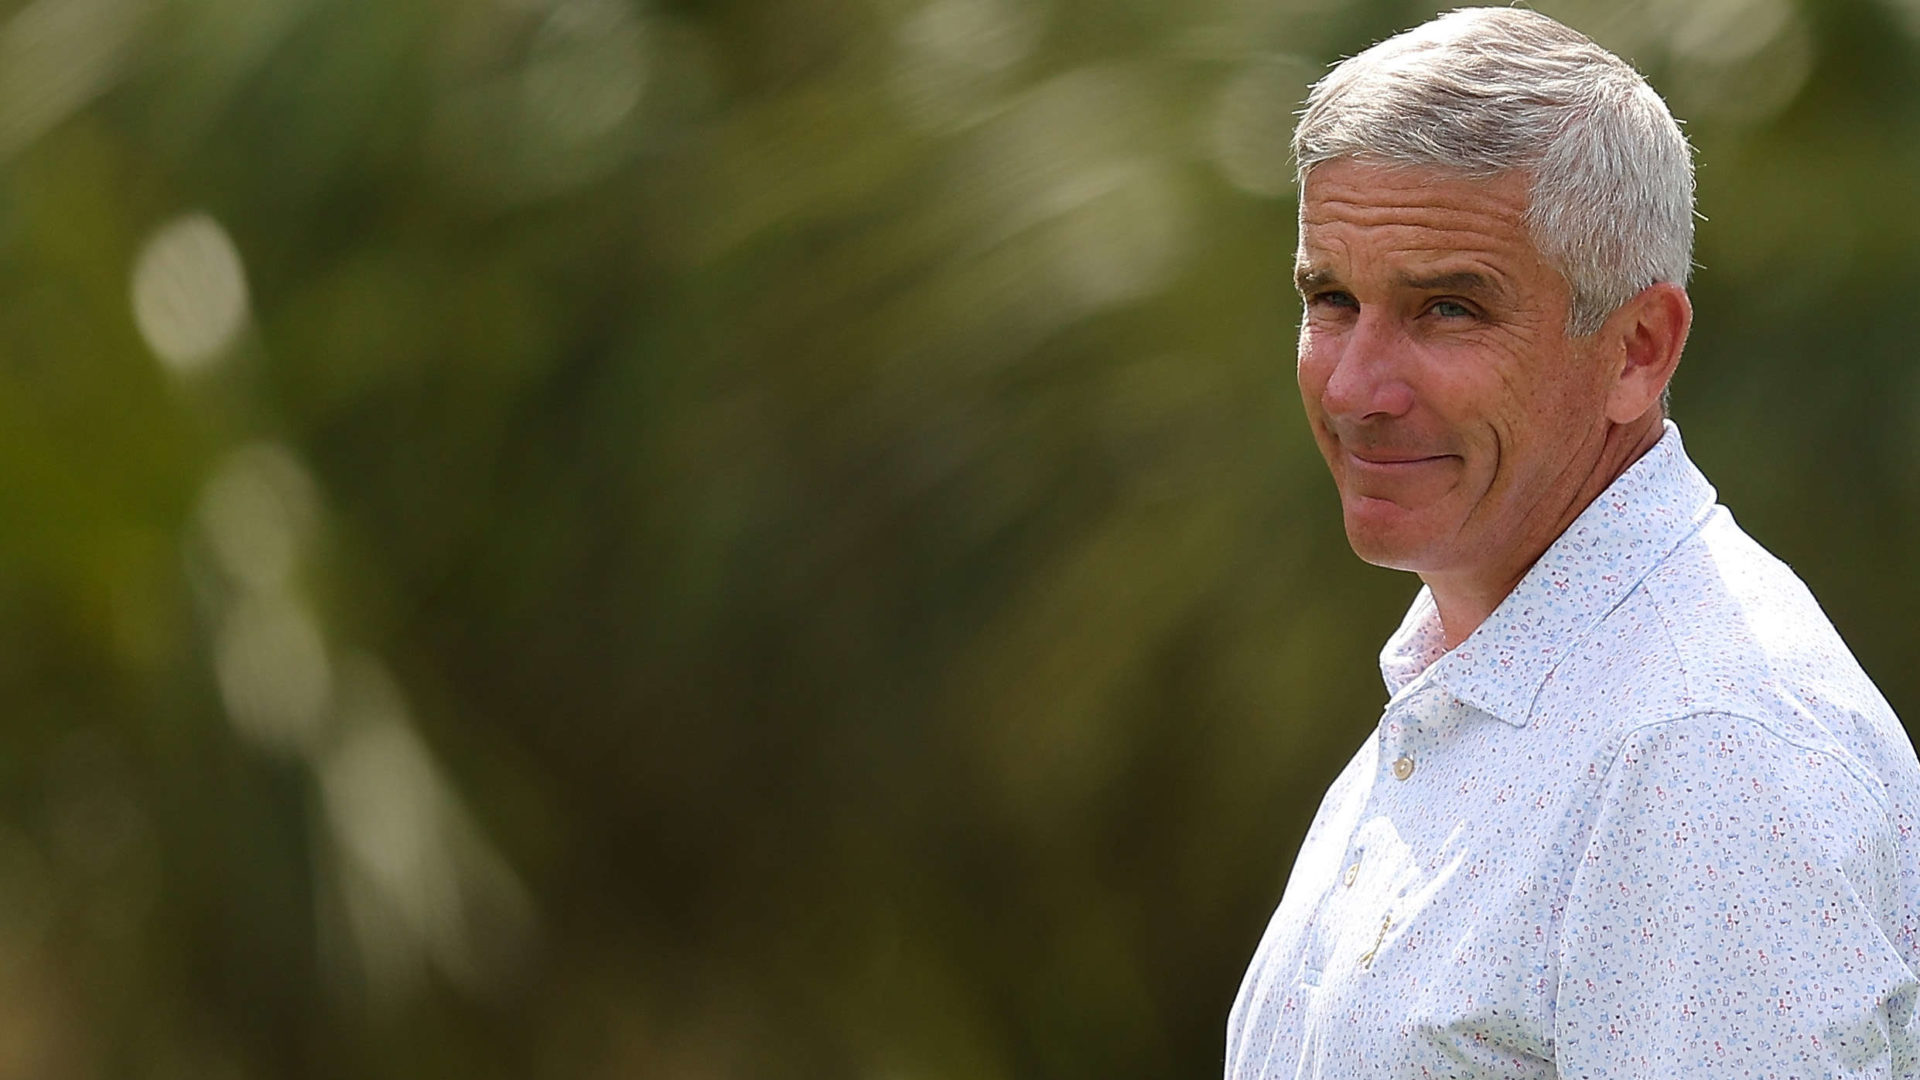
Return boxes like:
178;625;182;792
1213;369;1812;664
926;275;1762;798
319;660;538;999
1662;0;1812;129
522;0;648;149
196;443;321;594
901;0;1041;72
131;212;250;374
215;594;332;754
890;0;1044;131
1667;0;1792;64
0;0;146;157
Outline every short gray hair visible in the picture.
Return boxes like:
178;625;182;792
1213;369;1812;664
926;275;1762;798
1294;7;1693;336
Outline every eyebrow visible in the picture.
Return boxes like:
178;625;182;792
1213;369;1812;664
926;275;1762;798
1295;266;1338;293
1394;270;1503;297
1293;265;1508;301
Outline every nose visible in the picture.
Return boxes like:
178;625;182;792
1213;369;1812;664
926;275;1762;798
1315;309;1415;422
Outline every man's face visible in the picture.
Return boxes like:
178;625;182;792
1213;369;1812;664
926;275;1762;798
1295;159;1615;579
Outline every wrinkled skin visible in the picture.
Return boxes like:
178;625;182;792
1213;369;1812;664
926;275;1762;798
1295;159;1688;645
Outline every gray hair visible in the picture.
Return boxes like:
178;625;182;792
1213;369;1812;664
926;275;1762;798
1294;7;1693;336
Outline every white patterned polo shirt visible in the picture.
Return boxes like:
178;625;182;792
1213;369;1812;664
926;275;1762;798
1226;422;1920;1078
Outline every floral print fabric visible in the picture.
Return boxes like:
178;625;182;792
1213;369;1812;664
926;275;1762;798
1225;423;1920;1078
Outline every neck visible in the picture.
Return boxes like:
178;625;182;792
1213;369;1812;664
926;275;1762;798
1425;415;1666;650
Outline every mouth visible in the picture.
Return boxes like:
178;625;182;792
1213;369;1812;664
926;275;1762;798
1346;449;1453;468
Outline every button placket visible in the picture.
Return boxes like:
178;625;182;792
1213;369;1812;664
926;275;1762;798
1380;708;1418;785
1381;690;1453;784
1305;837;1371;984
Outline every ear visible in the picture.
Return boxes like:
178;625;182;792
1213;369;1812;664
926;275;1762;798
1602;282;1692;424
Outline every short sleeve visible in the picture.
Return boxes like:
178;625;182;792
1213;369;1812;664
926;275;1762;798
1554;712;1920;1078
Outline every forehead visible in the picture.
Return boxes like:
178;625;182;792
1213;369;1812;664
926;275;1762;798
1296;160;1549;283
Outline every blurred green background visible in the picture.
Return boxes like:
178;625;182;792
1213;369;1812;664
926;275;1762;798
4;0;1919;1075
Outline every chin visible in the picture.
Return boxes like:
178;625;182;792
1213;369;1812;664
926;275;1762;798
1340;501;1443;572
1345;534;1430;571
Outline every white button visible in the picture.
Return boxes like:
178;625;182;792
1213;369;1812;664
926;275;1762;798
1392;755;1415;781
1342;862;1359;887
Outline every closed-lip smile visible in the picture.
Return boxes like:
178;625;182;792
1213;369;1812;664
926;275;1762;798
1348;449;1452;466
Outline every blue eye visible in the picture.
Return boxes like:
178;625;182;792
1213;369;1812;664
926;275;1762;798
1431;300;1473;318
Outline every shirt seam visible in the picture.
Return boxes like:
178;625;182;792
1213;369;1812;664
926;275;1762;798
1640;551;1892;815
1550;707;1896;1016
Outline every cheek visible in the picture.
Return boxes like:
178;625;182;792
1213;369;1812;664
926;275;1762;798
1296;331;1332;403
1512;353;1607;433
1481;367;1536;434
1446;340;1567;426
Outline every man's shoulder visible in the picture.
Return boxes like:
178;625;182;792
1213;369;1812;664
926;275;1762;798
1536;507;1911;798
1638;508;1879;717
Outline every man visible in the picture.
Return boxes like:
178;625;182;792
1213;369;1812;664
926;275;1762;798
1226;8;1920;1078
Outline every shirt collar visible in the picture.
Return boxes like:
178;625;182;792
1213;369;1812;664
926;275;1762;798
1378;420;1718;726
